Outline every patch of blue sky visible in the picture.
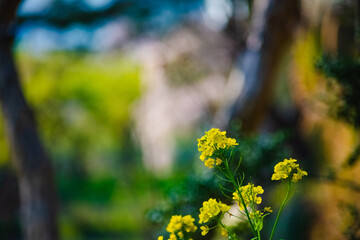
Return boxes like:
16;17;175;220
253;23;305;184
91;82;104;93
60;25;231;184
18;0;53;15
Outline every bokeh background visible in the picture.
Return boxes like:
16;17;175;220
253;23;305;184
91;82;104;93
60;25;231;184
0;0;360;239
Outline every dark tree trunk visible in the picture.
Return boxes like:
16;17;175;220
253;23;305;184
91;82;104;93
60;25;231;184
0;1;58;239
216;0;301;131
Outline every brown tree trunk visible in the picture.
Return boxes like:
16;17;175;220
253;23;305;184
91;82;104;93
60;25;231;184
0;1;58;239
216;0;301;131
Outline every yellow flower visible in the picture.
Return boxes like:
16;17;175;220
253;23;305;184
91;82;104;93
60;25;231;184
216;158;222;165
200;225;209;236
264;207;273;213
182;215;197;232
292;167;308;182
197;128;238;169
249;210;262;219
177;231;184;238
221;227;228;237
165;215;197;239
166;215;182;233
272;158;307;182
158;236;163;240
227;138;238;147
204;158;215;169
199;198;230;224
233;183;264;210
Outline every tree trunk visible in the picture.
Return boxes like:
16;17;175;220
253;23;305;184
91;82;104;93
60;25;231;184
216;0;301;131
0;1;58;239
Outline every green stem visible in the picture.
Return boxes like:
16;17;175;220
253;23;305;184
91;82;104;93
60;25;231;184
237;188;256;236
258;229;261;240
217;219;241;240
269;181;292;240
224;164;256;237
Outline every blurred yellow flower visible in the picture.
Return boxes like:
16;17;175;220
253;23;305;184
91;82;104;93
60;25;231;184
204;158;215;169
264;207;273;213
221;227;228;237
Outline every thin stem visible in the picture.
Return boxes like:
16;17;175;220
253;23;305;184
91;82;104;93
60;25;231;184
225;165;256;236
230;213;248;221
269;181;292;240
217;219;241;240
258;229;261;240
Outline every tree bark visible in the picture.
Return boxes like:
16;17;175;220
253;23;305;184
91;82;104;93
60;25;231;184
0;1;58;239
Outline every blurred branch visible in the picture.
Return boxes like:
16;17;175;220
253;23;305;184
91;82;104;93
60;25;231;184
0;1;58;239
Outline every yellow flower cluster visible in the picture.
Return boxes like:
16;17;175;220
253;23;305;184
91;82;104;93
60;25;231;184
158;215;197;240
249;210;262;219
232;183;264;210
249;207;272;219
271;158;308;182
197;128;238;169
199;198;230;224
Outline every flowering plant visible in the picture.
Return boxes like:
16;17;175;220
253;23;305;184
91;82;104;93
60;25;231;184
158;128;307;240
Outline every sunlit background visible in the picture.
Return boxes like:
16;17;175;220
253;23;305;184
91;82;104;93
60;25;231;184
0;0;360;239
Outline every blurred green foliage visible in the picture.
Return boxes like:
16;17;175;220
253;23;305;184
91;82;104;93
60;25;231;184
0;51;165;239
0;116;10;166
17;52;140;165
316;54;360;167
316;54;360;129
